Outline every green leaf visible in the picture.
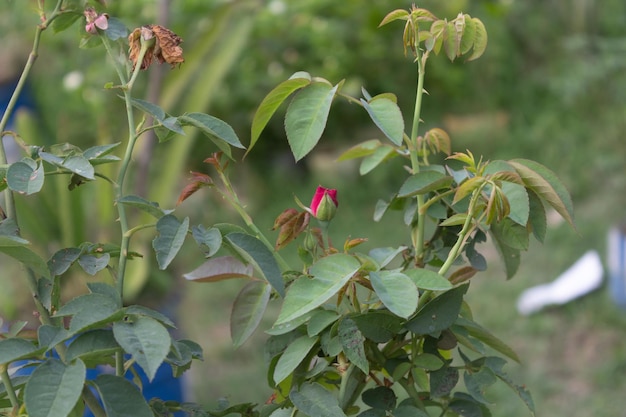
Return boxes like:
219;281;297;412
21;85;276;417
430;365;459;398
398;171;453;197
379;9;410;27
509;159;574;227
77;253;110;275
0;237;51;279
24;358;86;417
92;374;154;417
351;311;403;343
392;405;430;417
273;335;317;384
455;318;520;362
266;311;316;336
414;353;445;371
129;97;166;122
459;15;476;55
7;158;44;195
307;310;340;337
336;139;382;161
527;189;547;243
59;155;94;180
449;396;491;417
359;145;396;175
48;248;81;276
191;225;222;257
405;284;468;336
52;12;81;33
38;325;71;351
369;271;418;319
249;76;311;154
445;21;460;61
289;382;347;417
118;195;171;219
226;232;285;297
464;368;497;405
66;330;119;362
285;82;338;161
112;317;171;382
104;17;128;41
485;357;535;415
467;17;488;61
368;246;407;269
179;112;245;149
231;281;271;348
56;293;121;334
362;386;397;411
123;305;175;328
152;215;189;269
361;94;404;146
83;143;121;161
0;338;40;365
490;217;529;250
404;268;452;291
338;318;368;374
489;231;520;279
275;254;360;325
183;256;253;282
501;181;529;226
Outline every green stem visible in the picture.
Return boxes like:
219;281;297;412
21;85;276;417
83;385;107;417
115;351;124;377
410;53;428;265
0;367;19;409
101;37;149;301
437;187;482;277
0;0;65;220
217;170;291;272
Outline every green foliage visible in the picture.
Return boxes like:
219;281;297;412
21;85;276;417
0;2;576;417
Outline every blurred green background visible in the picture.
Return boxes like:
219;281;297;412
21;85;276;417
2;0;626;416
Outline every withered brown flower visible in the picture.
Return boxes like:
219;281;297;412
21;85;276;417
128;25;184;70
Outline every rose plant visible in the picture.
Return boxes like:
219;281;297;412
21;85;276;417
0;2;573;417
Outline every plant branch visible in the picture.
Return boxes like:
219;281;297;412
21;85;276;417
437;187;483;277
410;52;428;265
0;367;19;409
0;0;65;221
216;169;291;272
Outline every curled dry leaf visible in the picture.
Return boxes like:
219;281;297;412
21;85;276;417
128;24;184;70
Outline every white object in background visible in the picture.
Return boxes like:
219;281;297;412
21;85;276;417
607;227;626;308
516;250;604;315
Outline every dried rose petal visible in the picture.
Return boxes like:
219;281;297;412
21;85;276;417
151;25;184;68
128;24;184;70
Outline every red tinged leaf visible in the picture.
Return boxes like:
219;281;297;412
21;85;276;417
276;211;310;250
176;172;212;206
273;208;300;230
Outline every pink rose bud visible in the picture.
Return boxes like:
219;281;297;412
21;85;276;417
310;186;338;221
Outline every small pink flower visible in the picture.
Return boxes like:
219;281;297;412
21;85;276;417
310;186;338;221
84;7;108;34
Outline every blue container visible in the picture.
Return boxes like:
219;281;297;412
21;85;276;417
608;227;626;308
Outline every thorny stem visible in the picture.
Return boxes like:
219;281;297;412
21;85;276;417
100;36;149;301
101;32;150;377
216;169;291;272
410;51;428;266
